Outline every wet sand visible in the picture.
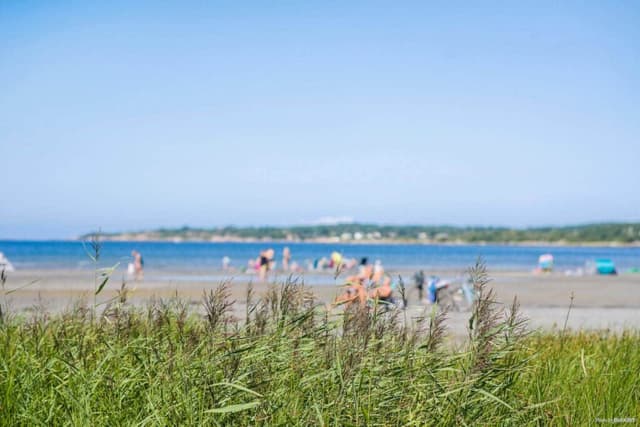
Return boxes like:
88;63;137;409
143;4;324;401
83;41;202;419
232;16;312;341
3;268;640;336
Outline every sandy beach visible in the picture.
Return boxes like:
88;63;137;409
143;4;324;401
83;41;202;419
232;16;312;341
3;268;639;337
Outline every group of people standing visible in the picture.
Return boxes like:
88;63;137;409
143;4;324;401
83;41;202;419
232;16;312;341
311;251;358;272
240;247;363;282
246;247;302;281
246;248;395;305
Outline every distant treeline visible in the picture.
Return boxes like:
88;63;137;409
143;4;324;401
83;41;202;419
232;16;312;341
91;223;640;243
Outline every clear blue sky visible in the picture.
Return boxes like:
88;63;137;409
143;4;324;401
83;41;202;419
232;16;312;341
1;1;639;239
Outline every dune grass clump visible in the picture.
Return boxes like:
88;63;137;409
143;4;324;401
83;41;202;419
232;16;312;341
517;331;640;425
0;266;638;425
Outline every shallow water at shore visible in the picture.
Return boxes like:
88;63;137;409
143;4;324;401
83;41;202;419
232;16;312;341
2;240;640;272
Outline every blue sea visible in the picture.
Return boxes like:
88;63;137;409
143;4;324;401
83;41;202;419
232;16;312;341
1;240;639;273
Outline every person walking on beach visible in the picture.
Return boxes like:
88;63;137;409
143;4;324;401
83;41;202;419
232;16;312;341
413;270;425;301
131;250;144;281
282;247;291;272
258;248;274;282
222;256;231;271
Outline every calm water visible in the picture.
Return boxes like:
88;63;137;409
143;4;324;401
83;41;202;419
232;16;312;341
1;240;639;273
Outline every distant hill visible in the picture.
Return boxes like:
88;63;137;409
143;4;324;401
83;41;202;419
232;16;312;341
82;223;640;245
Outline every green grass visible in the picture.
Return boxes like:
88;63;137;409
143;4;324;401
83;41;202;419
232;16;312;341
0;269;638;425
518;332;640;425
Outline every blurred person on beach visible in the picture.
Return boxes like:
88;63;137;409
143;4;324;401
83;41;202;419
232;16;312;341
0;252;15;272
349;258;373;283
334;279;367;307
413;270;425;301
372;260;384;283
289;261;302;272
282;247;291;271
345;258;358;270
258;248;275;282
248;258;259;272
131;250;144;281
329;251;342;269
222;256;231;271
369;274;393;302
339;257;375;306
313;257;328;270
335;265;393;308
329;251;344;274
357;257;369;276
